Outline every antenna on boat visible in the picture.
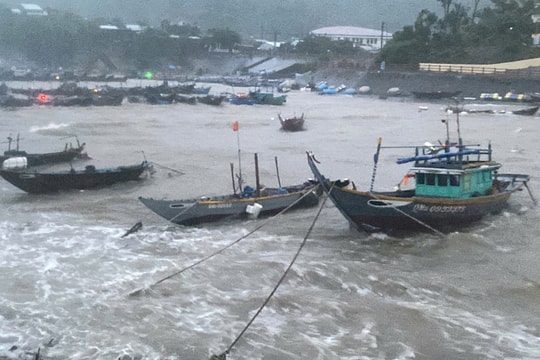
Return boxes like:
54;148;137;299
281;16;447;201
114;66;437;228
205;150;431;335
455;105;463;148
441;118;450;151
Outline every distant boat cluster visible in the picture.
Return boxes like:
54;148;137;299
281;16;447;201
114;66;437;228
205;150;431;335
0;81;230;108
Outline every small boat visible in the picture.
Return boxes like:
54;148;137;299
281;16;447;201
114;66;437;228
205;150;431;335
229;93;255;105
197;94;227;106
139;181;319;226
512;106;539;116
91;93;125;106
249;91;287;105
306;117;534;233
174;94;197;104
140;152;320;226
0;160;152;194
503;92;533;102
0;135;86;167
278;113;305;132
411;90;462;99
479;92;503;101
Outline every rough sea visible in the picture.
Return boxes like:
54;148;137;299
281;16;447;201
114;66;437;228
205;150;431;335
1;82;539;360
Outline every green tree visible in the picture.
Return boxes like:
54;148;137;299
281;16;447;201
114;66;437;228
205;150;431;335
203;28;241;52
378;9;438;64
379;0;540;65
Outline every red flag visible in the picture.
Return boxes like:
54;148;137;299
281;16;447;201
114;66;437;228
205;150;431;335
232;121;239;132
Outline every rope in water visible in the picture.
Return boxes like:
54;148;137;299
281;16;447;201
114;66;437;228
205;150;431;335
149;161;185;175
212;188;331;359
128;186;320;296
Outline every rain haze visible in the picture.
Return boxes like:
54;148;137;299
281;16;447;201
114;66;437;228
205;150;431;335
1;1;539;360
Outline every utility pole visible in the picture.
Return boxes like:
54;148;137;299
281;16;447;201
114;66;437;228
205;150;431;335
380;22;384;50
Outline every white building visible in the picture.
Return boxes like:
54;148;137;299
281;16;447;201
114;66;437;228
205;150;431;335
310;26;392;52
19;3;48;16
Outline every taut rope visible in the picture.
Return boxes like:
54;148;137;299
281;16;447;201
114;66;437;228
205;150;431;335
128;186;319;296
212;189;331;359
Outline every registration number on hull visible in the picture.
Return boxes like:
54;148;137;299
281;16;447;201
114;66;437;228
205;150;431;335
208;203;232;209
413;204;466;213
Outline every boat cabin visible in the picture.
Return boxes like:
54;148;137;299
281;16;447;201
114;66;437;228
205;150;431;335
401;143;501;199
412;163;501;198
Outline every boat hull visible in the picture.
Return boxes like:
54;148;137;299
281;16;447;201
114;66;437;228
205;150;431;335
278;113;304;131
327;185;514;231
0;162;149;193
307;153;529;232
1;147;84;167
139;184;320;226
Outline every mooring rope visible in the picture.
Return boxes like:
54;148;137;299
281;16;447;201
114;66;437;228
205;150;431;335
128;186;319;296
212;189;331;359
149;161;185;175
368;192;447;238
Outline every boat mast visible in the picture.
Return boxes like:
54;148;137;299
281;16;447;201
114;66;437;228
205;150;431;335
370;137;382;192
254;153;260;197
441;118;450;151
274;156;282;188
230;163;236;195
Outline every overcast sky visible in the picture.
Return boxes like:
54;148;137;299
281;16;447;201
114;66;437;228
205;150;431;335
2;1;492;37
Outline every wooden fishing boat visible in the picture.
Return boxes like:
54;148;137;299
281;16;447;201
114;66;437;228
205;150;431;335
140;150;320;226
249;91;287;105
512;106;539;116
139;180;319;226
0;135;86;167
306;119;534;233
0;161;151;194
278;113;305;132
411;90;461;99
197;94;227;106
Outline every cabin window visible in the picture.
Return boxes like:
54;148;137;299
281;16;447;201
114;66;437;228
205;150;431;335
449;175;460;186
437;174;448;186
426;174;436;185
416;173;425;185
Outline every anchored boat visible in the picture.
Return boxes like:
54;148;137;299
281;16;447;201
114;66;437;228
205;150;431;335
307;117;535;233
140;152;319;226
0;160;152;193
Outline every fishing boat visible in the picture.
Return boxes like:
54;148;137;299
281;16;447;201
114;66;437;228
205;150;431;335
249;91;287;105
278;113;305;132
139;180;319;226
0;135;86;167
306;117;535;233
197;94;227;106
512;106;539;116
140;150;319;226
0;160;152;194
411;90;462;99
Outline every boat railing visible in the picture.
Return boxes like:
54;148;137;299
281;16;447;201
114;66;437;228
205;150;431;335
403;143;493;166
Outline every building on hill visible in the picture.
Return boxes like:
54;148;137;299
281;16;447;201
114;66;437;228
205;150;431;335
310;26;392;53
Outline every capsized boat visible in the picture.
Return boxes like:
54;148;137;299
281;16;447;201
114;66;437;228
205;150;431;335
307;119;535;233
